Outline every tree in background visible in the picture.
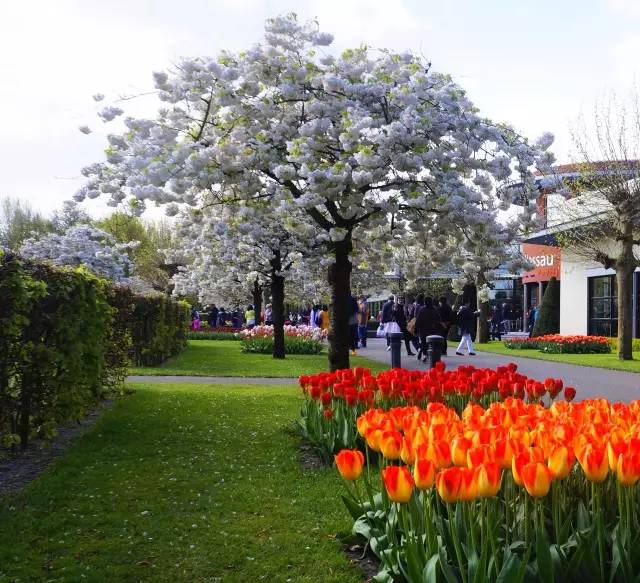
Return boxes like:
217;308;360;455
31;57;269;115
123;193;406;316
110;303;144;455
532;276;560;336
97;212;174;291
0;197;53;251
20;225;137;284
556;93;640;359
77;13;553;370
51;201;92;234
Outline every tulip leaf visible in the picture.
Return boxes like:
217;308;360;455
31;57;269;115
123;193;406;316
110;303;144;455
422;555;440;583
535;528;554;583
353;516;373;540
437;545;460;583
495;552;523;583
342;495;365;521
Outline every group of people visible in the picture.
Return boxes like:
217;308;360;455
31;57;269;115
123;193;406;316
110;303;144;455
191;304;257;330
380;295;481;359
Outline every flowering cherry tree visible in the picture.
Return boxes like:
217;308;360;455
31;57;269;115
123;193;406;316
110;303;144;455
171;201;322;358
20;225;137;283
78;14;553;370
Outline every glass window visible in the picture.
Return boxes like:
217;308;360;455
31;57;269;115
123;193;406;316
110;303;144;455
588;275;617;337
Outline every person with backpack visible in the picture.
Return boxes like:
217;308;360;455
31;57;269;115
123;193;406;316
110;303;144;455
393;296;415;356
415;297;444;361
456;300;481;356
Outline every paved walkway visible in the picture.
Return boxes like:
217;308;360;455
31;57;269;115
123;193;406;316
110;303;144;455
359;338;640;402
126;375;297;385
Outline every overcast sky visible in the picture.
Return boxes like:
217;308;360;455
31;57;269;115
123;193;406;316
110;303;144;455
1;0;639;217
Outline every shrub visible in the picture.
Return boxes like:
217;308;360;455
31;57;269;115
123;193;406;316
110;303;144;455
188;326;241;341
0;252;190;450
532;276;560;336
130;295;191;366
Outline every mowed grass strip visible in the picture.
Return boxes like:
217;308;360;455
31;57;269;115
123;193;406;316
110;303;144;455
477;341;640;372
0;383;362;583
130;339;387;377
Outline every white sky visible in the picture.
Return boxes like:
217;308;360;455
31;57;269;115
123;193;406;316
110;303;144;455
1;0;639;217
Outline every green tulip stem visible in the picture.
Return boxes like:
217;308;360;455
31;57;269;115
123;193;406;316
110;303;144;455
447;503;467;583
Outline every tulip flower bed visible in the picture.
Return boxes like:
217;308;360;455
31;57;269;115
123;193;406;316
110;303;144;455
504;334;611;354
187;326;240;340
239;324;328;354
298;363;574;463
331;393;640;582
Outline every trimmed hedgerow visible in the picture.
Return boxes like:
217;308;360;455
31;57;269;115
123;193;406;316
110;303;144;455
0;252;189;450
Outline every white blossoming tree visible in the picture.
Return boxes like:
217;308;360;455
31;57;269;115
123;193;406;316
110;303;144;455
170;201;323;358
20;225;137;283
78;13;553;370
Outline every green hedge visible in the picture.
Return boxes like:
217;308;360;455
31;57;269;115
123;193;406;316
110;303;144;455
129;294;190;366
0;253;189;450
187;331;239;341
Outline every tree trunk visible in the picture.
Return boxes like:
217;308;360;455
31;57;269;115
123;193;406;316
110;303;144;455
270;252;286;360
328;234;353;371
475;274;490;344
616;220;635;360
252;278;263;325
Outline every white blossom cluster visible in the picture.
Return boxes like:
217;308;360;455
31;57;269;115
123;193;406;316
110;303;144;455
20;225;137;283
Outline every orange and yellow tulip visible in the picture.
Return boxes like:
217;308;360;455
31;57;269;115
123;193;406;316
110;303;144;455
436;467;462;503
414;459;436;490
521;461;553;497
547;445;575;480
334;449;365;481
476;463;502;498
382;465;414;503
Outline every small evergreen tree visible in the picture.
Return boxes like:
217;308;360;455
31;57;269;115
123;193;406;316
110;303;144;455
532;277;560;337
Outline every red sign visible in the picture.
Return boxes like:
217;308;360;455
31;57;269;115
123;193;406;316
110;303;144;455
521;244;561;283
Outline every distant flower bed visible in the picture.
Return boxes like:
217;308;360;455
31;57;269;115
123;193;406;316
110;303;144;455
504;334;611;354
188;326;241;340
239;325;327;354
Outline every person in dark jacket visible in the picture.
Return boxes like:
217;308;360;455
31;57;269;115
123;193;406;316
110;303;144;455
392;297;415;356
456;301;481;355
490;305;503;340
408;294;424;355
349;294;359;356
207;304;219;329
415;297;444;362
381;295;395;351
437;297;455;356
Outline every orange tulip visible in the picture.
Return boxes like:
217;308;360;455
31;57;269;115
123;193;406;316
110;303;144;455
381;465;414;503
458;468;478;501
521;462;553;497
380;430;403;460
494;438;514;469
400;435;416;466
414;459;436;490
547;445;575;480
512;448;544;487
467;444;494;468
436;467;462;503
476;463;502;498
451;436;472;466
578;445;609;483
427;440;452;469
607;439;627;472
365;428;383;452
616;452;640;486
334;449;365;481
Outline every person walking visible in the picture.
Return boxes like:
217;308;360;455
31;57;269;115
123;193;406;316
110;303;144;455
415;297;444;361
207;304;219;329
319;304;330;331
356;296;369;349
490;305;503;341
456;301;481;356
408;294;425;356
393;297;415;356
245;305;256;329
264;304;273;325
380;295;395;351
191;307;201;331
349;294;359;356
437;296;455;356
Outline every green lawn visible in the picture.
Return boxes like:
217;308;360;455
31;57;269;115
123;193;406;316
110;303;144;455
0;383;362;582
131;339;387;377
478;341;640;372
